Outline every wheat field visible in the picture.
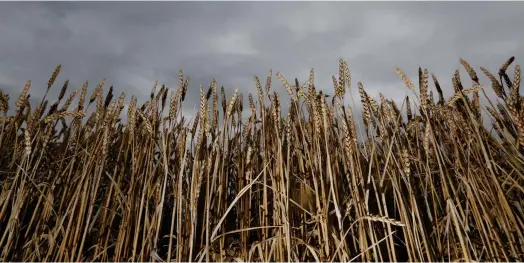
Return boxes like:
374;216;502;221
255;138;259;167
0;56;523;262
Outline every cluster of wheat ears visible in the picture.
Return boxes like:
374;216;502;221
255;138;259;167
0;56;523;262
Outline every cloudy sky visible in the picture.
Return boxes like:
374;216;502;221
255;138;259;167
1;1;523;119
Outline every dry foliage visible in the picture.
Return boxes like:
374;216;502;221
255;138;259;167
0;57;523;262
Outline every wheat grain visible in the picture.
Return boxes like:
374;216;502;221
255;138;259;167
265;70;272;96
60;87;80;112
394;66;415;92
510;65;520;106
48;64;61;90
481;67;505;99
227;89;239;118
276;72;294;100
420;68;428;110
499;56;515;75
460;58;479;83
16;81;31;109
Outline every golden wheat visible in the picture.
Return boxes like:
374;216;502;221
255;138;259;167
0;57;522;262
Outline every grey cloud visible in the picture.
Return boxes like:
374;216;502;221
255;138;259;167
0;1;523;118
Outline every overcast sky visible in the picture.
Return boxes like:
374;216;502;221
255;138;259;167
1;2;523;120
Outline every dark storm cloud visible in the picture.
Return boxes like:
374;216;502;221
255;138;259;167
0;1;523;117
